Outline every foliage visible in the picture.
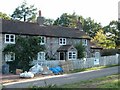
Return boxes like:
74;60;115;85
0;12;11;20
44;18;54;25
53;13;102;38
82;17;102;37
75;43;85;59
92;29;116;49
103;20;119;48
11;1;37;22
3;36;45;71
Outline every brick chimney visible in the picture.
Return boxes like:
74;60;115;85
37;10;44;26
76;17;83;31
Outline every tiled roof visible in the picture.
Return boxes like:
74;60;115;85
57;45;76;52
1;19;90;39
90;42;103;49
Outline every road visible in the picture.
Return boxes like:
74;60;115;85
3;66;119;88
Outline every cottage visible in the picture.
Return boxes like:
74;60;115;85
0;12;97;72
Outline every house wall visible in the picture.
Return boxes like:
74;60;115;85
45;37;91;60
2;34;91;63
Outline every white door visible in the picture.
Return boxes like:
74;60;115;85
94;52;100;65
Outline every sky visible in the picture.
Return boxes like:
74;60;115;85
0;0;119;26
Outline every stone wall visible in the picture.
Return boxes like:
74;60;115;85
45;36;90;60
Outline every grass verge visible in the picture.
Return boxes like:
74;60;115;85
61;74;120;88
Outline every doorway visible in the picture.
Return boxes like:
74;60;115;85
59;52;65;60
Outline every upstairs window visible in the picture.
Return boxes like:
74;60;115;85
37;52;45;60
82;39;87;46
5;34;15;44
40;36;46;45
5;52;15;62
59;38;66;45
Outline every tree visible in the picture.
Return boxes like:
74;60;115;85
0;12;11;20
53;13;102;38
11;1;37;22
82;17;102;38
44;18;54;25
103;20;119;48
92;29;115;49
3;36;45;72
75;43;85;59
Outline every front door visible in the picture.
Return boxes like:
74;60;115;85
59;52;65;60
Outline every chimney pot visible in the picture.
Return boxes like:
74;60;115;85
39;10;41;17
37;10;44;26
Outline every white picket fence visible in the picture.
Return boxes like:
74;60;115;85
31;54;119;70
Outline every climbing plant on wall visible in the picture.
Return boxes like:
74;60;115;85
3;36;45;72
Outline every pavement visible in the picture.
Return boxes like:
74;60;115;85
2;66;119;88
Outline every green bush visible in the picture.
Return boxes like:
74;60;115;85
75;43;85;59
3;36;45;72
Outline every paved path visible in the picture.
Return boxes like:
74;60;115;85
3;66;119;88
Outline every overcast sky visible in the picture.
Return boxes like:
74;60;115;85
0;0;119;26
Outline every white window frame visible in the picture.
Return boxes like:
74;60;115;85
59;38;66;45
5;34;15;44
68;51;77;60
40;36;46;45
82;39;87;46
37;52;45;60
5;52;15;62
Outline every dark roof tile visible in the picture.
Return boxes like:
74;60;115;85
1;19;90;39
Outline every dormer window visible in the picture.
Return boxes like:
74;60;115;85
82;39;87;46
59;38;66;45
40;36;46;45
5;34;15;44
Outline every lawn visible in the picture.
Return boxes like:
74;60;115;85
61;74;120;88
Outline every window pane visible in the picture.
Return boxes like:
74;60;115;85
69;52;72;59
10;38;14;42
11;35;14;39
6;35;9;38
73;55;76;59
6;39;9;42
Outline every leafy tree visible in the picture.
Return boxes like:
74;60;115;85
92;29;115;49
53;13;102;38
53;13;71;27
44;18;54;25
103;20;119;48
0;12;11;20
11;1;37;22
53;12;80;28
3;36;45;72
75;43;85;59
82;17;102;37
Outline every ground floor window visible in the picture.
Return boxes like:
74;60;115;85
5;52;15;62
68;51;77;60
37;52;45;60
